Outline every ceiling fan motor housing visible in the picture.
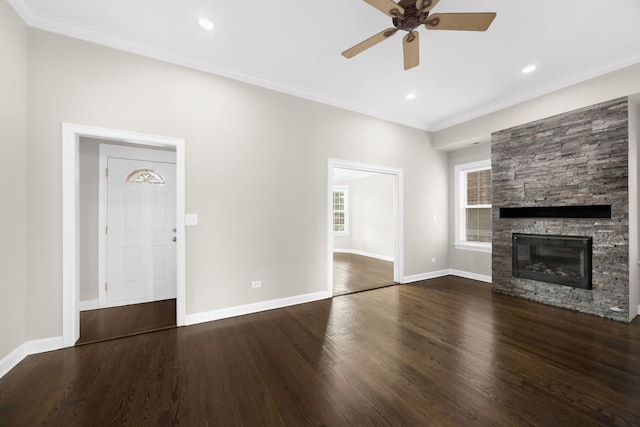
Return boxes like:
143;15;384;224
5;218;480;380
393;0;432;32
393;15;418;31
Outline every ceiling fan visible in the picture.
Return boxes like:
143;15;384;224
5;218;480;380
342;0;496;70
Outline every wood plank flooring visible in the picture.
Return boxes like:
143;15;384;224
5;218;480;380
2;276;640;425
333;252;394;295
76;299;176;345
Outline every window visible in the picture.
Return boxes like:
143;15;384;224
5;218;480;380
125;168;166;185
333;186;349;235
454;160;491;252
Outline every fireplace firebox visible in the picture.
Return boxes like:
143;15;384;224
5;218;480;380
512;234;592;290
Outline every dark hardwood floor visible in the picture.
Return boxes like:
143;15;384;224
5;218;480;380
2;277;640;425
333;252;394;295
76;299;176;345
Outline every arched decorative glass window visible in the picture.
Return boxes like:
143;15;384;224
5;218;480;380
125;168;166;185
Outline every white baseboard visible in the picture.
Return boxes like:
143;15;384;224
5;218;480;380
98;294;177;310
185;290;332;326
79;296;175;312
0;345;26;379
78;299;99;311
333;249;394;262
26;336;63;355
449;269;492;283
402;269;450;283
402;269;492;284
0;336;63;380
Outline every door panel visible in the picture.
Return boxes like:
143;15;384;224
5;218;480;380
105;156;176;307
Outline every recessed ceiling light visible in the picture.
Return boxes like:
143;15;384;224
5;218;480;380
522;64;537;74
198;18;214;31
406;92;416;100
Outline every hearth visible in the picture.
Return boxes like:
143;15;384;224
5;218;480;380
512;233;592;290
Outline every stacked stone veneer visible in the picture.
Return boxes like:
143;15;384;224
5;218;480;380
491;97;630;322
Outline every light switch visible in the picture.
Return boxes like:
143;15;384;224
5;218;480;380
185;213;198;226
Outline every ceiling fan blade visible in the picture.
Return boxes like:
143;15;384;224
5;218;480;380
415;0;439;13
342;28;398;58
425;13;496;31
362;0;404;17
403;32;419;70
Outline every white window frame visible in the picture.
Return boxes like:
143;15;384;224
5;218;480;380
454;160;492;253
332;185;349;236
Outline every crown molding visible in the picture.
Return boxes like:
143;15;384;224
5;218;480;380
8;0;640;134
428;48;640;131
6;0;429;131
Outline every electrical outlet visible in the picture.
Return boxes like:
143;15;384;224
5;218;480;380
431;258;436;263
251;281;262;289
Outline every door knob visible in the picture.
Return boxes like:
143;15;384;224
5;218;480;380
172;237;177;242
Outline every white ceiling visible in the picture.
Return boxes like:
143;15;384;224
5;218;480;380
8;0;640;131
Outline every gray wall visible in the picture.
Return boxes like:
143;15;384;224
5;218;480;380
0;0;28;361
79;139;99;302
447;144;492;278
24;28;449;340
334;174;394;259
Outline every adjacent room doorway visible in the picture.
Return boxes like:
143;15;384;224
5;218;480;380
327;159;404;296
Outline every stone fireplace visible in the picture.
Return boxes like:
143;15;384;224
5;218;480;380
491;97;630;322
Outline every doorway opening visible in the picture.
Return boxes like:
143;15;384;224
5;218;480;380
327;159;404;296
75;141;179;344
62;123;186;348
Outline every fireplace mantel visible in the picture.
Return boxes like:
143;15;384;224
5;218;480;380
499;205;611;219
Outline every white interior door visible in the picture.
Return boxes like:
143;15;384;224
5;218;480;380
103;153;176;307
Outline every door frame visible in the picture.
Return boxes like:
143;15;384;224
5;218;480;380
327;159;404;294
62;123;186;347
98;144;177;308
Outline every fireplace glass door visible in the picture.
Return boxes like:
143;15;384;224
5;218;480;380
512;234;592;289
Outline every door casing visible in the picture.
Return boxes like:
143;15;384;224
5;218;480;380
62;123;186;347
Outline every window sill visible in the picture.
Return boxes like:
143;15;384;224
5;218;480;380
334;232;349;237
454;242;492;253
